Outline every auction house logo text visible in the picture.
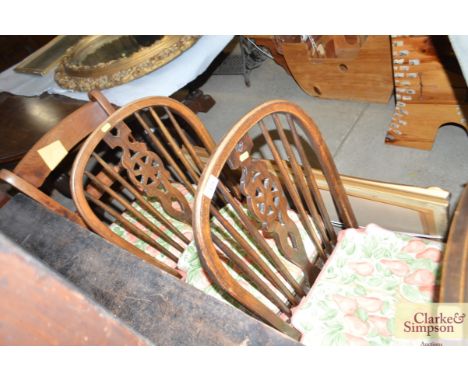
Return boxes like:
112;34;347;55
403;311;466;336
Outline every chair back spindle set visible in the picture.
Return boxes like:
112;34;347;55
192;101;466;343
70;97;217;278
192;101;359;338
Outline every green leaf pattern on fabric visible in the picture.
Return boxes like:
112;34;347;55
291;224;443;346
109;189;443;347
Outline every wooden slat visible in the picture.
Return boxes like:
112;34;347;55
86;171;184;255
260;119;326;265
148;107;201;184
86;193;178;262
212;234;291;315
273;114;332;253
133;111;195;192
210;205;300;305
164;106;207;172
92;153;190;245
217;181;304;297
287;114;337;243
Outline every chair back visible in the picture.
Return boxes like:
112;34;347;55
193;100;357;338
71;96;215;278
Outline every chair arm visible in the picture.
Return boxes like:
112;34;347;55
0;169;86;227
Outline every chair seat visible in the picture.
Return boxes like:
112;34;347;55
290;223;443;345
178;205;318;314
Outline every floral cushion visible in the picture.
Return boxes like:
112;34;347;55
109;184;194;269
290;223;443;345
178;205;319;314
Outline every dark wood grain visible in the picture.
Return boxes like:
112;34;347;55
0;92;85;164
0;91;115;225
0;195;299;345
0;231;150;345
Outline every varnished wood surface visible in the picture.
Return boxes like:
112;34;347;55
0;91;115;225
391;36;467;105
71;96;216;277
0;195;299;345
254;36;393;103
386;36;468;150
11;92;111;186
0;231;150;345
0;169;85;226
0;89;214;166
386;103;468;150
193;100;357;338
440;185;468;303
0;92;86;164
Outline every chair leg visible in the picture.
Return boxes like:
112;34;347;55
0;169;85;227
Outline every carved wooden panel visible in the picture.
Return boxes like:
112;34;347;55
229;134;308;270
104;123;191;223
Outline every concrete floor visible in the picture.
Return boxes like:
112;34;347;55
197;43;468;213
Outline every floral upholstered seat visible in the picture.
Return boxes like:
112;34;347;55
290;223;443;345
